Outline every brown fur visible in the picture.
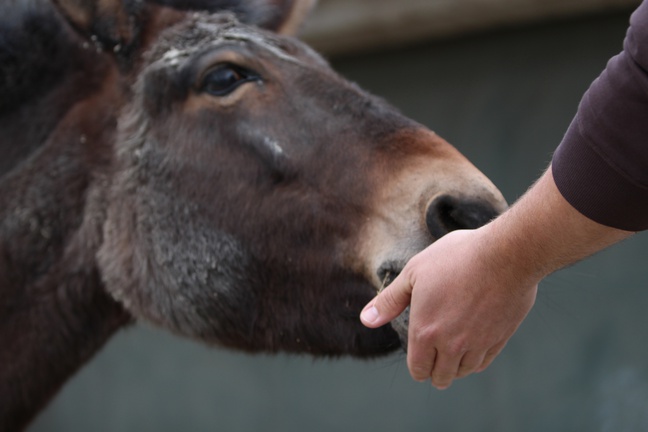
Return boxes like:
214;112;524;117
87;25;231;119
0;0;506;429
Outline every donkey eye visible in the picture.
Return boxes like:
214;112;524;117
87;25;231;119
200;64;256;96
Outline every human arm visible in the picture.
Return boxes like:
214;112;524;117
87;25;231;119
360;0;648;389
360;168;633;389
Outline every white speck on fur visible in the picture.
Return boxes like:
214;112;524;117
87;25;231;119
263;137;284;157
160;48;189;66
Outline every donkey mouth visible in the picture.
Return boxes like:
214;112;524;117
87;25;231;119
376;265;410;350
377;267;399;291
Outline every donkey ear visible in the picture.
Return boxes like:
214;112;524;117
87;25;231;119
52;0;141;50
251;0;316;35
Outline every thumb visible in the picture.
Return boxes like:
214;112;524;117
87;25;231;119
360;273;413;328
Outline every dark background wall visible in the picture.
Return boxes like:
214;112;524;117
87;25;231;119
31;9;648;432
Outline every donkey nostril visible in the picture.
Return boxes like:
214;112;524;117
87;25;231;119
425;195;501;239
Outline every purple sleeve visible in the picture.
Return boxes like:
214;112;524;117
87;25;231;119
552;0;648;231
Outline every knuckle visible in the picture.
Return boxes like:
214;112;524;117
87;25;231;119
381;289;401;309
446;338;468;356
411;326;438;346
375;288;405;316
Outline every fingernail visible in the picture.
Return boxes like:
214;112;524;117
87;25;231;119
360;306;379;324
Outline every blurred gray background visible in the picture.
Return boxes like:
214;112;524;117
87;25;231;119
32;1;648;431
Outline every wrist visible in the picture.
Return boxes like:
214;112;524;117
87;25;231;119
477;168;633;284
475;219;546;290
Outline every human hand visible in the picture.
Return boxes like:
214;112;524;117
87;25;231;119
360;168;633;389
360;227;539;389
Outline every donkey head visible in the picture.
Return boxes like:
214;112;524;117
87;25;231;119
55;0;506;356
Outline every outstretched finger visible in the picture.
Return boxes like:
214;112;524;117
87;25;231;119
360;272;413;328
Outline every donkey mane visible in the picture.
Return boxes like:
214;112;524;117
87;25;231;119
0;0;68;113
0;0;110;178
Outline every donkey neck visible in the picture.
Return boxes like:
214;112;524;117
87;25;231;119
0;111;131;431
